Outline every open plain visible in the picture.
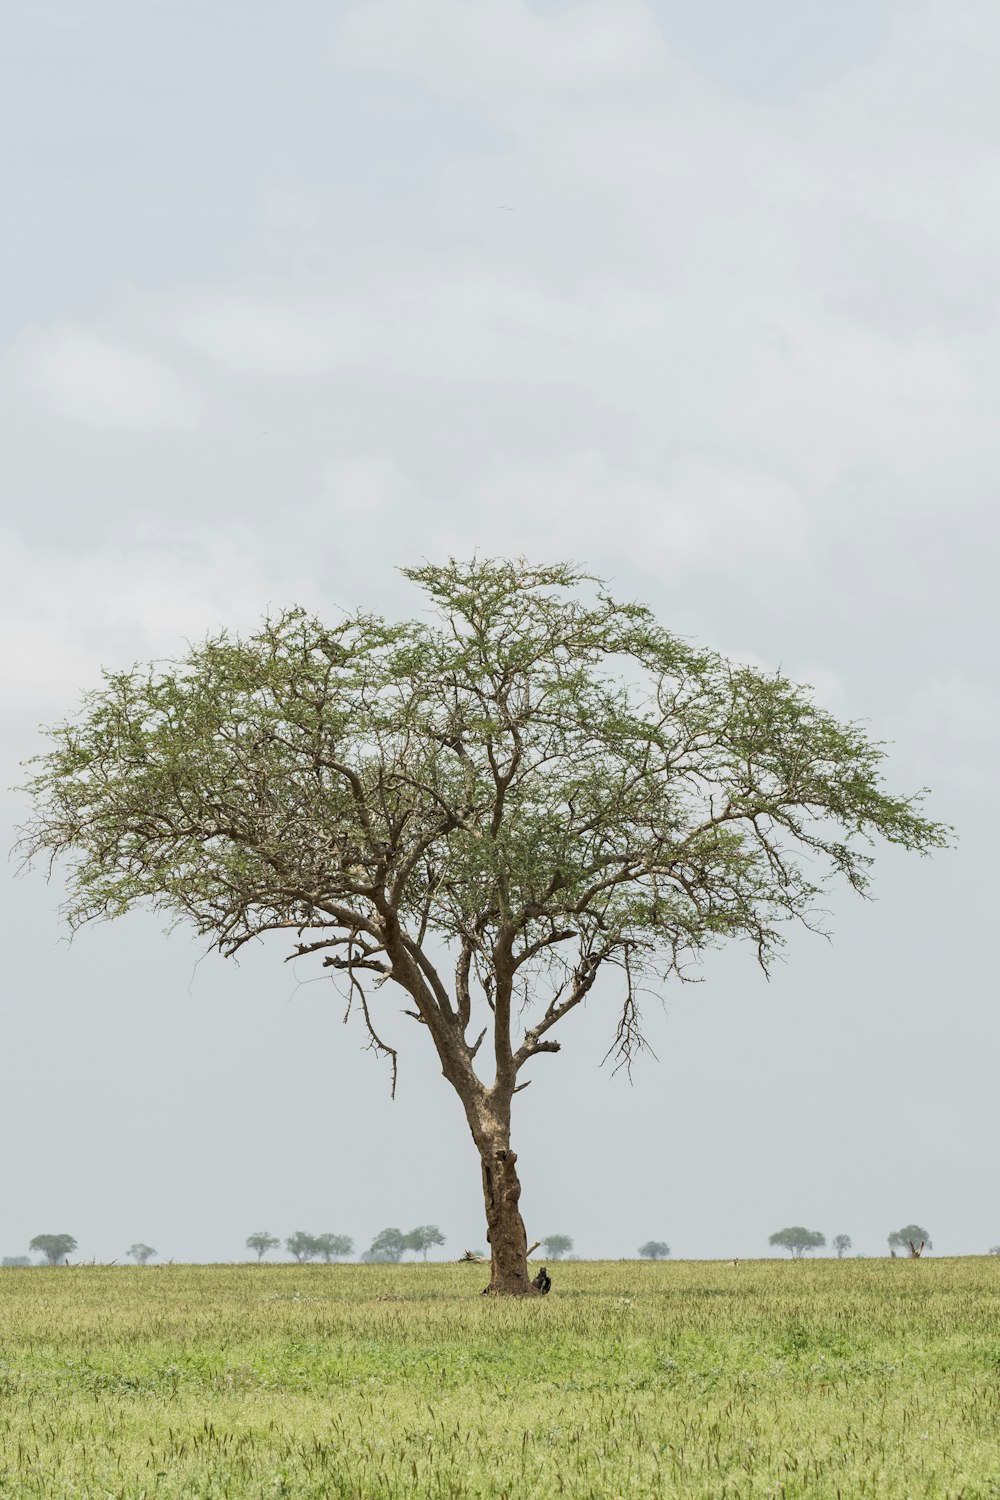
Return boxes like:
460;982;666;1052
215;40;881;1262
0;1257;998;1498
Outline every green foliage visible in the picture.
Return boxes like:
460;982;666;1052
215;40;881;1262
0;1259;997;1496
542;1234;574;1259
19;558;951;1090
126;1243;156;1265
833;1234;853;1258
403;1225;445;1260
28;1233;77;1265
638;1240;671;1259
769;1226;826;1258
1;1256;32;1268
245;1231;280;1262
284;1231;318;1264
363;1228;408;1263
888;1225;932;1253
312;1233;353;1262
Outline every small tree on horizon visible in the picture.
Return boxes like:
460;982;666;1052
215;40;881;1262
988;1246;1000;1257
832;1234;853;1258
127;1243;156;1265
769;1227;826;1258
888;1224;932;1256
404;1226;446;1261
285;1231;319;1264
313;1233;353;1262
19;558;949;1296
638;1240;671;1260
363;1228;408;1263
2;1256;32;1268
29;1234;78;1266
246;1232;281;1263
542;1234;573;1260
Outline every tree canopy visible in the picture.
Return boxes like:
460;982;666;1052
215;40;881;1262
29;1234;77;1265
888;1224;932;1253
638;1240;671;1260
18;558;949;1294
541;1234;574;1260
404;1226;445;1260
246;1232;281;1262
127;1243;156;1264
363;1228;408;1263
769;1227;826;1258
832;1234;853;1258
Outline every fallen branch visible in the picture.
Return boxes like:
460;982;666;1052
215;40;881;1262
461;1240;541;1264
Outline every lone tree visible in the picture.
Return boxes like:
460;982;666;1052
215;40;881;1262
127;1242;156;1264
18;559;949;1296
29;1233;77;1265
246;1231;281;1263
769;1227;826;1258
313;1233;353;1262
832;1234;853;1258
638;1240;671;1260
888;1224;932;1256
404;1225;446;1260
541;1234;574;1260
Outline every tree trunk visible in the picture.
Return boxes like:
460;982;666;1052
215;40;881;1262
479;1139;539;1296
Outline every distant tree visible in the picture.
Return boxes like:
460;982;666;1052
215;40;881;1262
832;1234;853;1258
988;1246;1000;1257
313;1233;353;1262
285;1231;320;1264
127;1243;156;1265
768;1227;826;1258
1;1256;32;1268
888;1224;932;1256
542;1234;573;1260
404;1226;446;1261
638;1241;671;1260
246;1231;281;1263
363;1228;408;1263
29;1233;77;1265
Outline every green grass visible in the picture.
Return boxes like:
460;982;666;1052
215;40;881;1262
1;1258;999;1498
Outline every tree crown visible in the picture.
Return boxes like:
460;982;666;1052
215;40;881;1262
769;1227;826;1257
19;558;950;1087
30;1233;78;1264
888;1224;932;1250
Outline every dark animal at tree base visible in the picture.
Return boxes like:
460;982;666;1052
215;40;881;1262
532;1265;552;1294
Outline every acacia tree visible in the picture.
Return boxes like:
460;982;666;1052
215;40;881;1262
29;1234;77;1265
638;1240;671;1260
18;560;948;1296
888;1224;932;1256
313;1233;353;1262
364;1228;408;1263
542;1234;574;1260
769;1227;826;1258
127;1242;156;1264
832;1234;853;1258
404;1225;445;1261
285;1231;318;1264
246;1231;281;1263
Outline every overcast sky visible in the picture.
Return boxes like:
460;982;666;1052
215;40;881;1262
3;0;997;1266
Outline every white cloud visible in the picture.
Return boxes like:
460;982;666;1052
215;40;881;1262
11;327;198;430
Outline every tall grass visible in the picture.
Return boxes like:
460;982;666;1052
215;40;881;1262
0;1258;998;1497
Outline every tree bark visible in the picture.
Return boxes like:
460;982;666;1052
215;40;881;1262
478;1136;538;1296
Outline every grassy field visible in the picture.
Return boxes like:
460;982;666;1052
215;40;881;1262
0;1258;998;1499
